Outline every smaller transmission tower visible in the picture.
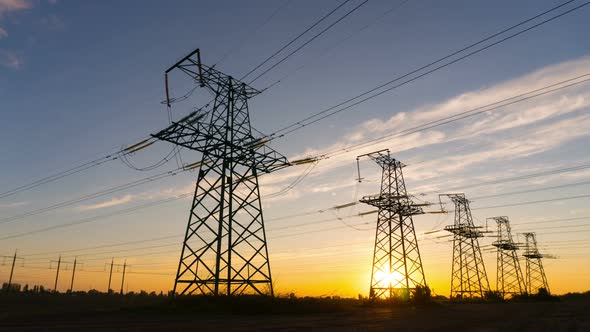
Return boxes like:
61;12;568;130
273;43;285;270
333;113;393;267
490;216;525;298
357;149;428;299
522;232;551;295
440;194;489;298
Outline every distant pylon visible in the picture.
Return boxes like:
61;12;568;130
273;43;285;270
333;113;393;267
441;194;489;298
522;232;550;295
357;149;428;299
490;216;525;298
153;48;292;296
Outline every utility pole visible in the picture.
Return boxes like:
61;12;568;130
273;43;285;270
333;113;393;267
106;259;128;295
50;256;78;293
490;216;525;299
2;251;23;291
69;257;77;293
107;258;114;293
8;250;17;289
522;232;552;295
153;48;296;296
440;194;489;299
120;260;127;295
357;149;429;299
51;255;62;292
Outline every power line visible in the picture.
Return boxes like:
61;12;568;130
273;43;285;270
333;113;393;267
0;165;191;225
3;156;589;242
248;0;369;84
5;2;584;224
501;216;590;230
421;162;590;196
0;136;158;200
471;180;590;201
264;0;413;89
10;218;590;271
214;0;294;66
470;193;590;211
0;155;118;200
0;194;191;241
321;74;590;159
240;0;353;81
263;0;588;140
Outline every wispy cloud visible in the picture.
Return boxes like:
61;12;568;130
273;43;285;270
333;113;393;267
0;0;30;17
40;13;64;30
79;194;135;211
0;0;31;68
0;201;28;209
76;183;195;211
0;0;31;33
298;56;590;175
259;56;590;204
0;49;23;69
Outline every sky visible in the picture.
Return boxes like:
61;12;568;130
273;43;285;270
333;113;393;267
0;0;589;297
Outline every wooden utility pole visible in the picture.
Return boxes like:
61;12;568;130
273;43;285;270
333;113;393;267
107;258;114;293
52;255;62;292
69;258;77;293
120;260;127;295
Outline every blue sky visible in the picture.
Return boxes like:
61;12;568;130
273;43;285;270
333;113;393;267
0;0;589;295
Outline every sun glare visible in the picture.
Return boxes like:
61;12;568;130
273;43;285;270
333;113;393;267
374;270;405;287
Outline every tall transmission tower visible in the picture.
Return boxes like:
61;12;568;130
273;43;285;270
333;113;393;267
490;216;525;298
357;149;428;299
522;232;551;295
440;194;489;299
153;48;293;296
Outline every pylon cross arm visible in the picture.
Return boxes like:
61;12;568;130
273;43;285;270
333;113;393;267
152;111;290;173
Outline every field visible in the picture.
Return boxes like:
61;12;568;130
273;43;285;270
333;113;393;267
0;293;589;331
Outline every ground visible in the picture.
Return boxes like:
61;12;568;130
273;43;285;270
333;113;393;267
0;294;588;331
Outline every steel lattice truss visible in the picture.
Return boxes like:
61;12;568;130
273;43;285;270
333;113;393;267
358;150;427;299
442;194;490;298
153;49;291;296
522;232;550;295
491;216;525;299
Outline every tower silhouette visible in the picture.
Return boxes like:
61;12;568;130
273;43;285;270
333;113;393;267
441;194;489;298
357;149;427;299
490;216;525;298
522;232;551;295
153;48;291;296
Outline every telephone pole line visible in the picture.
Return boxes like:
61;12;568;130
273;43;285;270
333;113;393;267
50;256;79;293
357;149;428;299
106;258;128;294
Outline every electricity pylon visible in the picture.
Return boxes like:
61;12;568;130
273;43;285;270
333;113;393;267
522;232;551;295
440;194;489;298
357;149;428;299
490;216;525;298
153;48;293;296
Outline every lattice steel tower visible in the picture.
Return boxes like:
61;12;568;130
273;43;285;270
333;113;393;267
153;48;292;296
522;232;550;295
357;149;427;299
490;216;525;298
441;194;489;298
